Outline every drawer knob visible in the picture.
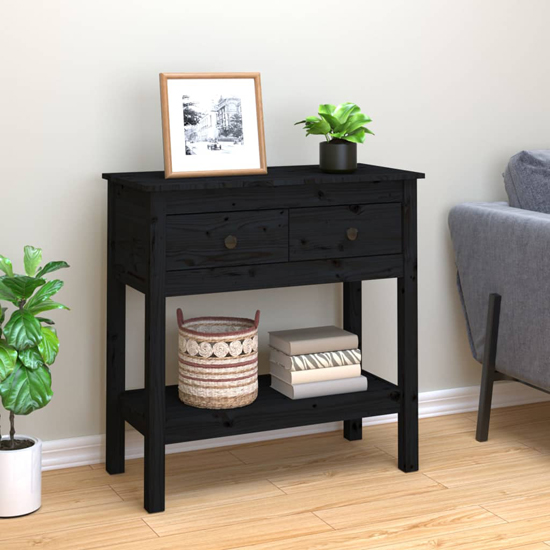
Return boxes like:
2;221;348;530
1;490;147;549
346;227;359;241
224;235;238;249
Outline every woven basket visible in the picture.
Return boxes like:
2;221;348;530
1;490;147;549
177;309;260;409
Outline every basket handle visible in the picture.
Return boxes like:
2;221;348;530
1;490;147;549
254;310;260;328
177;308;184;328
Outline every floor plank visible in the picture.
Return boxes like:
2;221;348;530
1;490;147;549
0;519;158;550
110;445;387;501
110;513;332;550
423;454;550;488
230;505;504;549
483;491;550;523
37;486;123;514
314;471;550;530
356;515;550;550
508;545;550;550
143;474;440;537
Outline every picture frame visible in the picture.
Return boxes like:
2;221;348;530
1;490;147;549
159;72;267;179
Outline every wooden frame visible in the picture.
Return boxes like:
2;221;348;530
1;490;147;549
159;72;267;179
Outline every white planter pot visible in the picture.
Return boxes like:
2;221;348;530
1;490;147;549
0;435;42;517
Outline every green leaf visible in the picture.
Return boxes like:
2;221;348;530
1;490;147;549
38;327;59;365
294;116;320;126
305;118;331;136
333;102;360;124
3;310;43;350
23;246;42;277
342;128;366;144
0;280;17;304
26;299;70;316
36;317;55;325
0;255;14;278
2;276;46;300
341;113;372;136
319;113;341;131
0;307;5;338
36;261;70;279
25;279;64;310
318;104;336;116
19;347;44;370
0;340;17;382
0;362;52;415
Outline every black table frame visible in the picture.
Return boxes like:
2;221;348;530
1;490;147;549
103;164;423;513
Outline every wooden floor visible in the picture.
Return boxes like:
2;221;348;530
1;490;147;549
4;403;550;549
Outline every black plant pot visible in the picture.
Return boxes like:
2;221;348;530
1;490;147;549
319;139;357;174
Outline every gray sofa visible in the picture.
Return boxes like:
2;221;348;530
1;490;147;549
449;150;550;441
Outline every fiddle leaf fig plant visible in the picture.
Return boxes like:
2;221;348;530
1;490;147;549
0;247;69;449
295;102;374;143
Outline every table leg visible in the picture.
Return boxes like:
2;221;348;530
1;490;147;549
144;196;166;513
343;280;363;441
398;180;419;472
106;186;126;475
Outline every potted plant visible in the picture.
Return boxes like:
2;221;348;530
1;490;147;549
295;102;374;174
0;246;69;517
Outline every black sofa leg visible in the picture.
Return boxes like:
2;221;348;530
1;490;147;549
476;293;501;442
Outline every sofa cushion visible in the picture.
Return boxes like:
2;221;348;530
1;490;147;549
504;150;550;213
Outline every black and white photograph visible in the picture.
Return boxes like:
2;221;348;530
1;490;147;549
183;95;244;156
160;73;266;178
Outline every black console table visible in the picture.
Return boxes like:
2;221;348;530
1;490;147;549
103;164;424;513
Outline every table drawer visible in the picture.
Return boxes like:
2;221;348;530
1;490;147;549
166;210;288;270
289;204;402;261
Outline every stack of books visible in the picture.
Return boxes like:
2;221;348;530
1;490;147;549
269;326;367;399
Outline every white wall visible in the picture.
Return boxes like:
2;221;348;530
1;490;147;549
1;0;550;441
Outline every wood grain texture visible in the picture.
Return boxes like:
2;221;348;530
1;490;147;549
112;185;149;284
120;374;401;444
106;184;127;475
166;209;288;270
36;486;122;514
103;164;424;193
143;193;167;513
231;506;504;550
121;513;331;550
0;520;157;550
165;254;403;296
343;280;363;441
160;179;405;215
398;179;419;473
105;166;419;513
290;203;402;261
109;446;389;502
4;404;550;548
141;475;440;537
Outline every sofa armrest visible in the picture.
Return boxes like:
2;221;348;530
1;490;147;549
449;202;550;390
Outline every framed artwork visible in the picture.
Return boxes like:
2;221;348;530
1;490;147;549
159;72;267;179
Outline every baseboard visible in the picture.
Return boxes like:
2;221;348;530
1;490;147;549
41;380;550;471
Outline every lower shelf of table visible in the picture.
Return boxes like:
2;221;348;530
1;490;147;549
120;371;401;445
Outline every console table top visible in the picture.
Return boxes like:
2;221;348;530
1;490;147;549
102;163;425;193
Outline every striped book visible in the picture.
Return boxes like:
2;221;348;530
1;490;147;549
271;375;368;399
270;361;361;384
270;348;361;371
